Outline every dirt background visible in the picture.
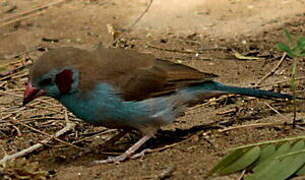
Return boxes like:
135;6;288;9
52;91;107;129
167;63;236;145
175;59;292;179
1;0;305;179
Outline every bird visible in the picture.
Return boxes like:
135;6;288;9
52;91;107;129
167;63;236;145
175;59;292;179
23;46;298;164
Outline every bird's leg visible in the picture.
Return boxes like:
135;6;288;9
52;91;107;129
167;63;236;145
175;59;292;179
92;135;152;164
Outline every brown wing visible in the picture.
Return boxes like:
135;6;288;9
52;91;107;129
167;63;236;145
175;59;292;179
115;58;217;100
88;47;217;101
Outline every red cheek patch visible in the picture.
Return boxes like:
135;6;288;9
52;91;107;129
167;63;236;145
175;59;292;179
55;69;73;94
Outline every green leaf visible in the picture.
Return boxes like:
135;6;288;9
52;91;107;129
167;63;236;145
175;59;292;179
251;144;276;167
209;148;248;175
296;164;305;175
296;37;305;49
284;141;305;176
246;141;305;180
291;36;305;57
210;137;305;179
253;142;291;172
290;140;305;152
274;141;305;179
245;159;279;180
217;147;261;175
276;43;295;57
284;29;293;43
276;42;290;52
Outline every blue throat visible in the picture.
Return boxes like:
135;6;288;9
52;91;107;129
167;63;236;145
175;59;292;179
59;84;143;124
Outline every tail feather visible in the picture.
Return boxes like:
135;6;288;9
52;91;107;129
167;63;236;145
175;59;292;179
180;81;301;101
214;82;296;99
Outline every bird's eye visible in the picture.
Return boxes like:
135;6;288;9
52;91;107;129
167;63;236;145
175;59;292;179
39;78;52;86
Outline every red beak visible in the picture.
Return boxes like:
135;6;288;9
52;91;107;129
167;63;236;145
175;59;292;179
23;83;46;106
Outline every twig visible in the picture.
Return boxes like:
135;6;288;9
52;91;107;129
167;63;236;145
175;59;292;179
11;125;22;136
218;122;289;133
0;60;31;78
9;113;80;149
253;52;287;87
0;81;6;88
0;71;28;82
237;170;246;180
0;111;77;165
0;0;68;28
125;0;153;32
113;0;153;43
263;102;291;121
0;90;61;107
146;43;198;54
296;125;305;130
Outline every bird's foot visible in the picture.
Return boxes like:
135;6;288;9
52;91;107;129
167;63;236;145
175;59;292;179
131;148;152;160
90;153;129;165
90;135;152;165
90;148;152;165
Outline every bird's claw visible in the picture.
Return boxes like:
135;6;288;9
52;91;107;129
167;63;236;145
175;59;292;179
130;148;152;160
90;154;128;165
90;135;152;165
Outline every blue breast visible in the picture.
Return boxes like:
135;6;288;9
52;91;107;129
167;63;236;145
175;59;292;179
58;83;177;129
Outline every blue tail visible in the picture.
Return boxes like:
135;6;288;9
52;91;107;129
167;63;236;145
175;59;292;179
183;81;300;100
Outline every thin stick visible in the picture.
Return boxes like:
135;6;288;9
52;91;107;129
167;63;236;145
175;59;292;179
253;52;287;87
0;0;68;28
0;111;77;164
237;170;246;180
113;0;153;43
0;90;61;107
125;0;153;32
9;115;80;149
0;11;46;28
146;43;197;54
218;122;288;133
263;102;290;121
0;59;31;77
0;70;27;81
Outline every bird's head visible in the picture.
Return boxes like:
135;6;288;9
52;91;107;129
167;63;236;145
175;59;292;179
23;48;87;106
23;68;79;105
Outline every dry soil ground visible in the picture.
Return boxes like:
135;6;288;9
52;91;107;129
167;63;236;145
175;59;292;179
1;0;305;179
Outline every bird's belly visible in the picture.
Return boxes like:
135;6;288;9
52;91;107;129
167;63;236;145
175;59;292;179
58;83;177;131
